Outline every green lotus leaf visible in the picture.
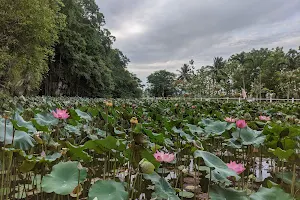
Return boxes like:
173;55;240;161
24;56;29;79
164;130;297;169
65;124;81;135
269;147;294;160
186;124;203;135
275;171;300;188
0;120;35;150
204;121;228;136
75;109;92;121
34;112;58;126
84;136;126;153
66;142;92;162
12;112;36;133
210;185;248;200
38;152;62;162
88;180;128;200
142;128;164;144
194;150;239;184
250;187;293;200
179;191;194;198
144;172;180;200
172;126;193;142
42;161;87;195
232;127;265;146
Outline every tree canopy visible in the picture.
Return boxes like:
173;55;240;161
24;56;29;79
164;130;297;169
0;0;142;98
147;70;177;97
146;47;300;99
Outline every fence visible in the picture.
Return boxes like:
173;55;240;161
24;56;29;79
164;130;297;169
142;97;300;103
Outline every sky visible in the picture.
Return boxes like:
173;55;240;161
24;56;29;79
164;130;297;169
97;0;300;83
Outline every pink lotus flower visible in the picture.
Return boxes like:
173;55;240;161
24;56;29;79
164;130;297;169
259;116;271;121
154;151;175;163
227;161;245;174
225;117;236;123
191;105;196;109
52;108;70;119
236;119;247;128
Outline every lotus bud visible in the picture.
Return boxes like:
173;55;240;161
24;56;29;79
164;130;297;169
130;117;138;124
105;101;113;107
139;158;155;174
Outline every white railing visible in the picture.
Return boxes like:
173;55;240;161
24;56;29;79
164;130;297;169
142;97;300;103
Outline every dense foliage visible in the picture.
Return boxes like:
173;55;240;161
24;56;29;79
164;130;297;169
0;97;299;199
0;0;142;98
0;0;65;96
148;47;300;98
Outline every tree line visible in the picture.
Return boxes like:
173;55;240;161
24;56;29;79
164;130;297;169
147;47;300;99
0;0;142;98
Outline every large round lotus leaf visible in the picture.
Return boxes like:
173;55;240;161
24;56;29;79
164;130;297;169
250;187;293;200
75;109;92;121
194;150;239;184
210;185;248;200
88;180;128;200
0;120;35;150
12;112;36;133
34;113;58;126
42;161;87;195
144;172;180;200
204;121;228;135
232;127;265;146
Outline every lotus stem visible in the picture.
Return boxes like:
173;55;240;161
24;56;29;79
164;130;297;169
291;163;296;195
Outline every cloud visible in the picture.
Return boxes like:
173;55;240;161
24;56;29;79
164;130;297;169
97;0;300;82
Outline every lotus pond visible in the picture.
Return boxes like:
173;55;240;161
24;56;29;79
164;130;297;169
0;97;300;200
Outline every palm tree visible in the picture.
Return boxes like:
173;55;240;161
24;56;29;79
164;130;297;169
230;52;253;89
208;56;226;84
177;59;194;82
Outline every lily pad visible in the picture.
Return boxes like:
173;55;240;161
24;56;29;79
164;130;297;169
179;191;194;198
210;185;248;200
0;120;35;150
88;180;128;200
204;121;228;136
232;127;265;146
42;161;87;195
194;150;239;184
250;187;293;200
75;109;92;121
34;113;58;126
12;112;36;133
144;172;180;200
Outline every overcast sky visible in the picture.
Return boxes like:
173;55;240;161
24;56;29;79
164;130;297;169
96;0;300;82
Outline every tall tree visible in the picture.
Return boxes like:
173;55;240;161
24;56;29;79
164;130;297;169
41;0;141;98
208;57;226;84
0;0;65;95
177;59;194;82
147;70;176;97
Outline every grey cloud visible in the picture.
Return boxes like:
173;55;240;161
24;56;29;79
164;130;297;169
97;0;300;81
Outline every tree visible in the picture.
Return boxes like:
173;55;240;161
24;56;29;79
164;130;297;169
40;0;142;98
147;70;176;97
0;0;65;95
208;57;226;84
177;59;194;82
